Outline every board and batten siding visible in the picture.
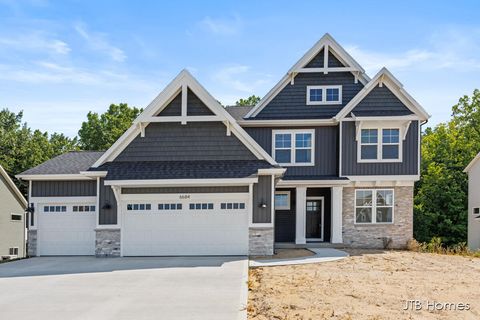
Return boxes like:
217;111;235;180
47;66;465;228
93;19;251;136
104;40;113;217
115;122;257;162
245;126;338;177
274;188;296;242
341;121;419;176
252;175;272;224
31;180;96;197
350;85;414;117
157;89;214;117
99;178;117;225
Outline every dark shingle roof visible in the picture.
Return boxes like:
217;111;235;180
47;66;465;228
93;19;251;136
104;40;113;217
19;151;104;175
282;175;349;181
89;160;274;180
225;106;253;120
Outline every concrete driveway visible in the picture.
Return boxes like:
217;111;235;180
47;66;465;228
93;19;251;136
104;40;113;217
0;256;248;320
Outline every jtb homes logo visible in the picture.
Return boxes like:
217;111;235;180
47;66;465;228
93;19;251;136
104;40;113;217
403;300;470;311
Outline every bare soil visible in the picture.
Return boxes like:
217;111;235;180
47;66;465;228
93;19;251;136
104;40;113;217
252;249;316;260
248;249;480;320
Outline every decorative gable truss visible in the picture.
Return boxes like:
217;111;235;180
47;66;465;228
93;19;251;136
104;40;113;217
92;70;277;168
245;33;371;118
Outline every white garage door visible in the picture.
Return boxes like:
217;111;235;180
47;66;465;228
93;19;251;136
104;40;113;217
38;203;96;256
122;193;249;256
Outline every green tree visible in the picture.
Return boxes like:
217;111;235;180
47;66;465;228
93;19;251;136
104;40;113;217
78;103;141;150
414;89;480;245
235;95;261;106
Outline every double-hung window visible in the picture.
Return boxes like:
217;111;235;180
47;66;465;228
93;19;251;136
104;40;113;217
306;85;342;105
273;130;314;166
355;189;394;224
359;128;401;162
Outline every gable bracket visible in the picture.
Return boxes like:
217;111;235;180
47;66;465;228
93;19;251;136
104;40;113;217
138;122;146;138
289;72;296;85
379;74;385;87
181;83;187;125
354;120;362;141
402;121;412;140
224;120;231;136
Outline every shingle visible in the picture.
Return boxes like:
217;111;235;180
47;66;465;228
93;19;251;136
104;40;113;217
19;151;104;175
89;160;274;180
225;106;253;120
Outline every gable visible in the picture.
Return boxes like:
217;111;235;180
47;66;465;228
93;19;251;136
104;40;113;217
305;49;345;68
157;92;181;116
350;85;413;117
157;89;214;117
254;72;364;119
0;174;25;210
115;122;258;162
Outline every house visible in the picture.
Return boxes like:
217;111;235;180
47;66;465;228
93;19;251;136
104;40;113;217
0;165;27;259
465;152;480;250
17;34;430;257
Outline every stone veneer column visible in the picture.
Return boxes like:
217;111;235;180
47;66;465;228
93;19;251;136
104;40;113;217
27;229;37;257
95;229;121;257
342;186;414;249
249;228;274;256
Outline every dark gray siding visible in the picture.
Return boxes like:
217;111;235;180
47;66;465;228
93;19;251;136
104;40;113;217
274;188;296;242
99;178;117;225
122;186;248;194
252;175;272;223
307;188;331;242
245;126;338;177
158;92;181;116
341;121;419;175
115;122;257;161
305;50;344;68
31;180;96;197
351;85;413;116
187;89;214;116
253;72;364;119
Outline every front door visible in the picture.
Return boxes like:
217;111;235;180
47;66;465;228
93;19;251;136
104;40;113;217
306;198;323;241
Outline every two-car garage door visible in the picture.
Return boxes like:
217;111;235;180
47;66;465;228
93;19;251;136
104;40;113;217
122;193;249;256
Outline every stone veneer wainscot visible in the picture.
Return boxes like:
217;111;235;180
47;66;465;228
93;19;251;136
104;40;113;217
249;228;274;256
95;229;121;257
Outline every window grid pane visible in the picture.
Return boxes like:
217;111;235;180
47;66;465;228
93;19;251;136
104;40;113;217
309;88;323;102
326;88;339;102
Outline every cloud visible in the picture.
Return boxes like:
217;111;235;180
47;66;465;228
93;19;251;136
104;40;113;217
74;22;126;62
199;15;243;36
0;32;70;54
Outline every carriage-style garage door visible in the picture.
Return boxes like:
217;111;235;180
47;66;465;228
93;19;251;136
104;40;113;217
122;193;249;256
37;203;96;256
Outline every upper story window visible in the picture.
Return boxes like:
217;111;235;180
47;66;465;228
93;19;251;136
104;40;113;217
306;85;342;105
273;129;315;166
358;128;401;162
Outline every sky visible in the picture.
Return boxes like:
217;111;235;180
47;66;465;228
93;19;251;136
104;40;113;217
0;0;479;137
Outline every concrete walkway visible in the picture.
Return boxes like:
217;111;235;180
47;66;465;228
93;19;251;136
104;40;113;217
0;256;248;320
249;248;349;267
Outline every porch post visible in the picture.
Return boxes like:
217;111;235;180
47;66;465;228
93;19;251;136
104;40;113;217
295;187;307;244
331;186;343;244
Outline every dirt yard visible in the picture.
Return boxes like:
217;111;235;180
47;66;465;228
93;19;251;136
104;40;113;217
248;249;480;320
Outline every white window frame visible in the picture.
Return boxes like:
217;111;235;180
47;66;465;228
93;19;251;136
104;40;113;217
10;213;22;222
306;85;342;105
354;189;394;224
9;247;19;256
272;129;315;166
357;127;403;163
274;191;291;210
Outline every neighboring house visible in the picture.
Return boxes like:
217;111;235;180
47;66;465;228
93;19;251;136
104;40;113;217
17;34;430;257
465;153;480;250
0;165;27;259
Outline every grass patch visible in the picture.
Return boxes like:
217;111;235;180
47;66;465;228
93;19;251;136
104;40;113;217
407;237;480;257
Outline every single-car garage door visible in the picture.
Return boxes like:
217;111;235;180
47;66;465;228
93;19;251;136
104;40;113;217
122;193;249;256
38;203;96;256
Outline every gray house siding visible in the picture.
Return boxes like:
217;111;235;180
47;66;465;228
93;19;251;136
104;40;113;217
252;175;272;223
350;85;414;116
253;72;364;119
157;89;214;117
99;178;117;225
245;126;338;177
115;122;257;162
341;121;419;176
274;188;296;242
305;49;344;68
158;92;181;116
122;186;248;194
31;180;96;197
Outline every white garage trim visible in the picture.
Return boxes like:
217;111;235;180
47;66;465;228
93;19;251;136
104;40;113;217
104;178;258;187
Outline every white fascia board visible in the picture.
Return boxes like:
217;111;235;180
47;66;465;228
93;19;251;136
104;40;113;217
257;168;287;176
238;118;337;127
465;152;480;173
104;178;259;187
30;196;97;203
277;179;351;187
342;115;421;122
79;171;108;177
1;165;28;208
345;175;420;182
15;174;94;181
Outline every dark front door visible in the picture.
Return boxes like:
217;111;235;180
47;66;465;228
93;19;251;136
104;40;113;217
306;199;323;240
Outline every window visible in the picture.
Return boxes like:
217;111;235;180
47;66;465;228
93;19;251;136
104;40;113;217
273;130;314;165
73;205;96;212
126;203;152;211
189;203;214;210
359;128;401;162
474;208;480;215
355;189;394;224
159;203;182;210
220;203;246;210
9;247;18;256
274;191;291;210
11;213;22;221
306;85;342;105
44;205;67;212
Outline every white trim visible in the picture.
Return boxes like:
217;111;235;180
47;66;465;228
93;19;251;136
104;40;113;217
343;115;421;122
16;174;93;181
339;120;343;177
96;177;100;228
305;196;324;241
335;68;430;121
245;33;370;118
346;175;419;182
0;165;27;208
257;168;287;176
104;178;259;187
30;196;97;203
28;180;33;228
465;152;480;173
272;129;315;166
295;67;360;73
354;188;395;224
142;115;222;123
295;187;307;244
80;171;108;177
357;126;403;163
237;119;337;127
331;186;343;243
277;179;350;187
181;83;187;125
274;191;291;210
306;85;342;105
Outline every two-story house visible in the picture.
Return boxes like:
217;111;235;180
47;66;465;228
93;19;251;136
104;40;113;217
17;34;429;257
